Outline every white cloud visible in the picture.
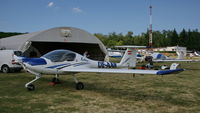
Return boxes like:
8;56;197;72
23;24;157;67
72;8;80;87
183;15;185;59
72;7;83;13
48;2;54;7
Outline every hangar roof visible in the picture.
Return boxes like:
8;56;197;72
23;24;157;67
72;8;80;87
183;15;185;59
0;27;107;54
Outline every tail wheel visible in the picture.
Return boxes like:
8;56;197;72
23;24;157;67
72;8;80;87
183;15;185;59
1;65;10;73
76;82;84;90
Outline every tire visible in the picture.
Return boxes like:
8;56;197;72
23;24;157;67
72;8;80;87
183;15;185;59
1;65;10;73
27;84;35;91
76;82;84;90
52;77;60;84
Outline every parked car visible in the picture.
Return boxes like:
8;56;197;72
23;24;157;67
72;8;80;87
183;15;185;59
0;50;23;73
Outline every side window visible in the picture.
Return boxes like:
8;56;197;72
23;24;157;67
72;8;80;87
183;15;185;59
51;55;62;62
66;53;76;61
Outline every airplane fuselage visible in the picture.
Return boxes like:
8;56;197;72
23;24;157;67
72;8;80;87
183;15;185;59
23;56;120;75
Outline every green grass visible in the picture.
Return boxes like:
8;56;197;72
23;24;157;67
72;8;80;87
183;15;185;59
0;62;200;113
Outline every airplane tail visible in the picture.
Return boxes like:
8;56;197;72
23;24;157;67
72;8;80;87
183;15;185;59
119;48;137;68
176;51;184;59
176;46;186;59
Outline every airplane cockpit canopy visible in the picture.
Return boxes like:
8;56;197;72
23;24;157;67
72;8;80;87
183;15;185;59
42;49;76;62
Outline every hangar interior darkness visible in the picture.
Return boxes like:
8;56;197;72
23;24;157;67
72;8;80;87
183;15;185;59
28;42;105;61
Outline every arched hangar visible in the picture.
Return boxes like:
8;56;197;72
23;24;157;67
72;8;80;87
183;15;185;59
0;27;107;61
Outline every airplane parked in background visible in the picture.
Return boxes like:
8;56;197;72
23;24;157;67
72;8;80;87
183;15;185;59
194;51;200;57
150;46;200;62
107;48;123;58
152;52;200;62
108;47;144;62
15;46;184;91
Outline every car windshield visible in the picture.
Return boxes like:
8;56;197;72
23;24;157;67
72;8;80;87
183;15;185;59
42;50;76;62
14;51;23;56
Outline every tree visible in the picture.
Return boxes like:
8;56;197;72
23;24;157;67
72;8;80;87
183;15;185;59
179;29;188;46
0;32;24;39
171;29;179;46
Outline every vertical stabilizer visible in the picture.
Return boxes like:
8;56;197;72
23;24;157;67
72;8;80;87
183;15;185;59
176;46;186;59
119;48;137;68
116;46;146;68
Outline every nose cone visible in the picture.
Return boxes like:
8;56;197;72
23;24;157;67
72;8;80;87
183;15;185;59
22;58;47;66
13;55;25;63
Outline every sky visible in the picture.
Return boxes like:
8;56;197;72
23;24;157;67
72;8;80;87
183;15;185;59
0;0;200;35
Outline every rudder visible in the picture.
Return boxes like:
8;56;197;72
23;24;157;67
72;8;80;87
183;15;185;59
119;48;137;68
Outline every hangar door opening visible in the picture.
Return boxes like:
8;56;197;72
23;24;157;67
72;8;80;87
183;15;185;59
24;42;106;61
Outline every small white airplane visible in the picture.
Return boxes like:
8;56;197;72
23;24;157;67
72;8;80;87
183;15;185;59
152;53;200;62
108;47;144;62
15;46;184;91
151;48;200;62
107;48;123;58
194;51;200;57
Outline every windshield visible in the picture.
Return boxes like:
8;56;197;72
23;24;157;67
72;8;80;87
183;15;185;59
42;50;76;62
14;51;23;56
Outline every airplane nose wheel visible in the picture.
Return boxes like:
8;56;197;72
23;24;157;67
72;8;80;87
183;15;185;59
76;82;84;90
27;84;35;91
25;74;41;91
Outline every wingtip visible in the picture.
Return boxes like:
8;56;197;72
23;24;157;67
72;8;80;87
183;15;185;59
156;69;184;75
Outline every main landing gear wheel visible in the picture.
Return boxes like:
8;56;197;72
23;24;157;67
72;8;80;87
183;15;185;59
76;82;84;90
27;84;35;91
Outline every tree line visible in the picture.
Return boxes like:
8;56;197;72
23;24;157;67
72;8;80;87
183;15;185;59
0;32;24;39
0;29;200;50
95;29;200;51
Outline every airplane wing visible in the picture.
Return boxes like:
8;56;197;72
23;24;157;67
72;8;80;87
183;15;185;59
60;68;184;75
153;59;200;62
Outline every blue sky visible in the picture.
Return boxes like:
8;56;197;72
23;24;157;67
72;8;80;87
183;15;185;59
0;0;200;35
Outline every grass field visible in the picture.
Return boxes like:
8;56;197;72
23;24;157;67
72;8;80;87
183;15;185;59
0;62;200;113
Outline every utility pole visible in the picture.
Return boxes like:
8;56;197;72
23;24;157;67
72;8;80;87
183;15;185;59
149;5;153;48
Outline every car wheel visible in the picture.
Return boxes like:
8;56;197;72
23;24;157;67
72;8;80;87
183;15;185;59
1;65;10;73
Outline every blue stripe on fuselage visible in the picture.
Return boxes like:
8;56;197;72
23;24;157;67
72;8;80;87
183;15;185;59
46;62;89;69
46;63;71;69
110;56;122;58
